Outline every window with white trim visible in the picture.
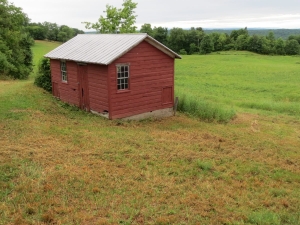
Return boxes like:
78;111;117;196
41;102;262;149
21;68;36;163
117;65;129;90
61;61;67;82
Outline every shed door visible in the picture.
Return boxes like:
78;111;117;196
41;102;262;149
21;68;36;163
52;82;59;98
77;64;90;111
162;86;173;105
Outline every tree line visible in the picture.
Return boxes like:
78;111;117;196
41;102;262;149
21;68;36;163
205;29;300;40
28;22;84;42
139;25;300;56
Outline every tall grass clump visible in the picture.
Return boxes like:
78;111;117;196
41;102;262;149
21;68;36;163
176;92;235;123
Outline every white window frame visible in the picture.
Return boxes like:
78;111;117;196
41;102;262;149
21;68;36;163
61;61;67;82
117;64;129;90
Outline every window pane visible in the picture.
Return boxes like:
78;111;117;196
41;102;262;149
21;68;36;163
61;62;67;82
116;65;129;90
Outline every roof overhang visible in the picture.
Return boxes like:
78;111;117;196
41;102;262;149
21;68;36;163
144;35;182;59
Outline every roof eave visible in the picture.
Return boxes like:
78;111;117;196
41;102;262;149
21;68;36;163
44;56;108;66
144;35;182;59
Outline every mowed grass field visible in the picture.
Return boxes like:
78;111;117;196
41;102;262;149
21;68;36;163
176;52;300;118
0;41;300;225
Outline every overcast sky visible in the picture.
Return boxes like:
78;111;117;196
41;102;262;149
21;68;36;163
10;0;300;30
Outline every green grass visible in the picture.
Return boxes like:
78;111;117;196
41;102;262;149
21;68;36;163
31;40;60;78
0;43;300;224
175;51;300;118
176;91;236;122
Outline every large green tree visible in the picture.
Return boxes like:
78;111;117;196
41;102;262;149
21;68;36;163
57;25;75;42
42;22;59;41
288;35;300;45
83;0;138;34
152;27;169;46
199;35;214;54
275;38;285;55
27;22;47;40
0;0;33;79
140;23;154;36
285;39;300;55
235;34;249;50
186;27;204;53
168;28;187;53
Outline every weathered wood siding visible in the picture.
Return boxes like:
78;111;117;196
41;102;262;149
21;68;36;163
108;41;174;119
87;64;109;113
50;59;79;106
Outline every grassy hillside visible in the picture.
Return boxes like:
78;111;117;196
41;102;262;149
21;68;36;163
31;40;61;78
0;42;300;224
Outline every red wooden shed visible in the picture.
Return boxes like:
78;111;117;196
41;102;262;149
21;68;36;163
45;34;181;120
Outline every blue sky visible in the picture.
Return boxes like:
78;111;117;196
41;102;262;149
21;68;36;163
10;0;300;30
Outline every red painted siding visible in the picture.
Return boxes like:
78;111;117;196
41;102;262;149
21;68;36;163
108;41;175;119
50;60;79;106
50;60;109;112
87;64;109;113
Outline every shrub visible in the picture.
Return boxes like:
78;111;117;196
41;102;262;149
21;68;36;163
34;58;51;92
179;49;187;55
176;92;236;123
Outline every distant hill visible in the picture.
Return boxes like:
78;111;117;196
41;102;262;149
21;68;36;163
203;29;300;39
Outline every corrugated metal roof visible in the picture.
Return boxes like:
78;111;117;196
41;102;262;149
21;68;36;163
44;33;181;65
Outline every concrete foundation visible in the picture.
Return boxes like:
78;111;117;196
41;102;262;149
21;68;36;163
122;107;174;120
90;110;109;119
91;108;174;120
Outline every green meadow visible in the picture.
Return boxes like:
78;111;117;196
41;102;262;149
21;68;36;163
176;52;300;121
31;40;61;76
0;41;299;224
